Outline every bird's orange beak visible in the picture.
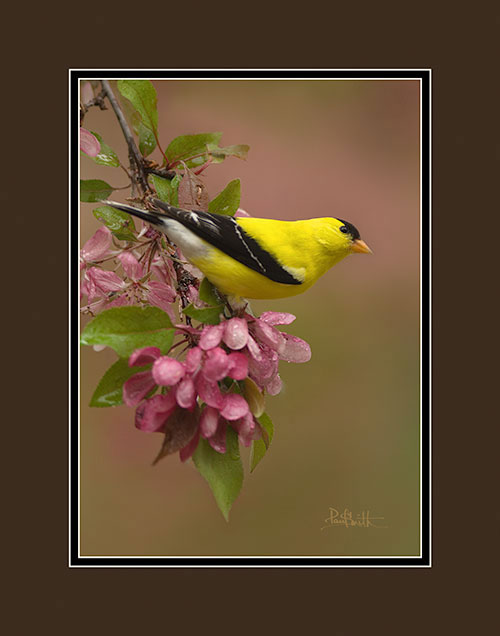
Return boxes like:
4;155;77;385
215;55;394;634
351;239;372;254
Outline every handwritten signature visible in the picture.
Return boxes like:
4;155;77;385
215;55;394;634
321;507;388;530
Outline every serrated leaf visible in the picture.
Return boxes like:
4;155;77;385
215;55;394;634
81;306;174;358
90;132;120;167
80;179;113;203
208;144;250;164
90;358;150;407
149;173;181;206
166;133;222;164
192;427;243;521
250;412;274;472
182;303;223;325
138;121;157;156
117;80;158;134
208;179;241;216
198;277;221;306
93;205;137;242
177;167;209;211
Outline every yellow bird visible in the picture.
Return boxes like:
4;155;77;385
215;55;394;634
103;198;372;300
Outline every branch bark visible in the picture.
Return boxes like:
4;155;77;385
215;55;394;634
101;80;148;194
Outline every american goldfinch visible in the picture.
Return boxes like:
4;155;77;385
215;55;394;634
102;198;372;300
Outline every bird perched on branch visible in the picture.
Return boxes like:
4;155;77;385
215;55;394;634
102;198;372;301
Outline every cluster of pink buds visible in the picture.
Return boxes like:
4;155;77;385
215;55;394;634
122;312;311;461
80;220;311;465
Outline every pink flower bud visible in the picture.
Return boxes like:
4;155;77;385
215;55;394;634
80;127;101;157
152;357;186;386
175;376;197;409
220;394;249;421
195;374;223;409
185;346;203;374
199;323;224;351
203;347;230;381
227;352;248;380
200;406;220;438
223;318;249;350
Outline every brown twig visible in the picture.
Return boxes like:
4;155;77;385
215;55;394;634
80;91;107;123
101;80;148;194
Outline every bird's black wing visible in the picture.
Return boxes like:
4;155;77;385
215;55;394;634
153;199;301;285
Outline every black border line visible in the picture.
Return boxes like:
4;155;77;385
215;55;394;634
71;69;431;567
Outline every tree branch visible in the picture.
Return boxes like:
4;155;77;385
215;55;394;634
101;80;148;194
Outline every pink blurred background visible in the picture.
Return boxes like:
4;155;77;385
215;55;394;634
80;79;420;556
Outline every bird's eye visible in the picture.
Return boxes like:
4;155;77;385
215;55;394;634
339;225;348;234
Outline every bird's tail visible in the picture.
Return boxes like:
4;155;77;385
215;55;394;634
101;199;188;226
100;200;164;226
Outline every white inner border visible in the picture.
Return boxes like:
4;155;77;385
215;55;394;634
70;69;432;568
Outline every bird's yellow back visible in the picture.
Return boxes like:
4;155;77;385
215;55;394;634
193;217;352;300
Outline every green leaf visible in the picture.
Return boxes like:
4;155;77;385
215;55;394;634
90;132;120;167
208;179;241;216
208;144;250;164
138;121;157;156
193;426;243;521
149;173;181;206
166;133;222;164
182;303;223;325
89;358;150;407
80;179;113;203
198;277;221;306
250;412;274;472
81;306;175;358
93;205;136;242
117;80;158;134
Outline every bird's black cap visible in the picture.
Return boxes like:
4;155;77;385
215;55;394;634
338;219;361;240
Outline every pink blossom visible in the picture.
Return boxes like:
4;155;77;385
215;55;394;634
80;127;101;157
243;312;311;394
80;226;112;265
147;281;176;315
118;252;143;280
84;267;124;303
280;333;311;363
